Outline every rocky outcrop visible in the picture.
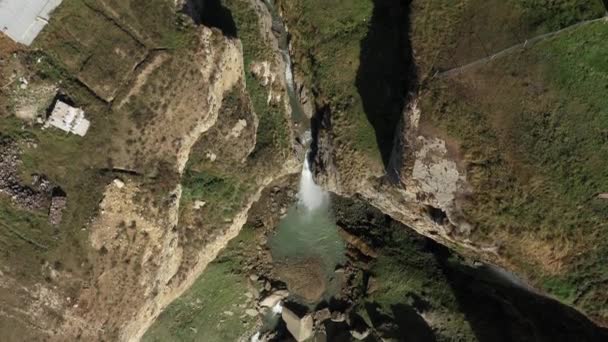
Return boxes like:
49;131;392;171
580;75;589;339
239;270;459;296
259;290;289;308
311;98;482;258
282;307;314;342
276;258;327;303
0;139;67;222
57;179;183;340
47;191;67;225
337;225;378;258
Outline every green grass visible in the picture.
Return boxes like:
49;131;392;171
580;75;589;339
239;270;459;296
84;0;194;49
0;41;116;278
142;226;258;342
519;0;605;31
181;169;249;222
365;229;476;341
542;276;579;304
333;196;608;340
221;0;290;164
330;196;475;339
411;0;605;75
35;0;149;100
0;113;112;281
183;86;252;174
0;197;54;282
35;0;196;101
420;21;608;322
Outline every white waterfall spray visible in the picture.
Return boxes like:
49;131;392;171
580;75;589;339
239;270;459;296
283;50;295;90
298;154;328;211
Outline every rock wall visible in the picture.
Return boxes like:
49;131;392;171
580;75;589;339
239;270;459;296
311;96;484;259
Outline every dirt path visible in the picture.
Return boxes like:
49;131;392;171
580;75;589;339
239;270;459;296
439;16;608;78
115;52;170;110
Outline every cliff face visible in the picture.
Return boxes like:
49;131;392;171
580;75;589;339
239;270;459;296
61;28;259;341
281;0;474;256
0;1;299;340
279;0;608;328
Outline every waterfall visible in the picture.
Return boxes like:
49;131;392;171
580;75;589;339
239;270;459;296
298;154;328;211
282;50;295;90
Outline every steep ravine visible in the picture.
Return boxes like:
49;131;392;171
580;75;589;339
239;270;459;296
129;1;304;340
271;0;463;285
129;1;608;340
49;0;607;340
276;0;608;338
305;58;608;341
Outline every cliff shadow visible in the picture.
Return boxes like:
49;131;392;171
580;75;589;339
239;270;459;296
182;0;237;37
364;302;436;341
356;0;416;168
431;245;608;342
331;195;608;341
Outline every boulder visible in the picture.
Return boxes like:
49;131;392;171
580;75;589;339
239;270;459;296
113;178;125;188
366;276;379;295
259;290;289;308
282;308;313;342
313;308;331;324
193;200;206;209
276;259;327;302
350;328;371;340
330;311;346;322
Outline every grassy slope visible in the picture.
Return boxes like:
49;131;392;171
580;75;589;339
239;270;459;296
84;0;192;49
34;0;145;100
0;59;111;283
0;0;193;284
411;0;605;76
1;0;288;338
331;196;476;340
143;0;293;338
181;86;254;217
0;0;201;314
420;21;608;324
142;226;258;342
367;233;476;341
181;169;249;222
334;196;608;341
175;0;291;255
34;0;194;100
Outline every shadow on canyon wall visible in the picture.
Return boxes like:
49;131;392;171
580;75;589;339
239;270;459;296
356;0;416;169
433;247;608;342
331;195;608;342
182;0;237;37
366;302;436;341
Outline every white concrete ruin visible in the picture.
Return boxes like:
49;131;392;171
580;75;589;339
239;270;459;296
45;100;90;136
0;0;63;45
